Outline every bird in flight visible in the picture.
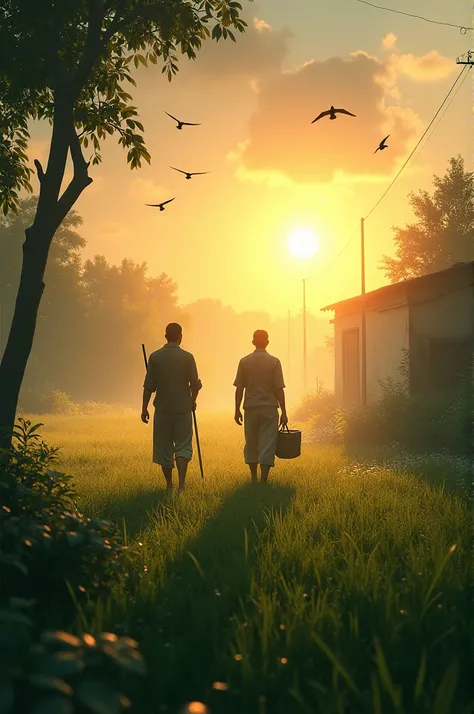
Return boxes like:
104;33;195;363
311;106;356;123
165;111;201;130
145;198;175;211
374;135;390;153
170;167;210;180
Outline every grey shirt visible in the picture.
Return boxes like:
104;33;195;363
144;344;200;414
234;349;285;409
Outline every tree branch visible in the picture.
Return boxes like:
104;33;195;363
34;159;45;183
56;127;93;221
69;126;91;174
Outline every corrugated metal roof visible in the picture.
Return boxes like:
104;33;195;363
321;261;474;312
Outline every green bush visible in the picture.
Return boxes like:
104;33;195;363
338;383;471;455
293;388;341;444
293;386;336;422
0;597;145;714
0;419;126;624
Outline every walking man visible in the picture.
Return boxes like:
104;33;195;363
234;329;288;483
141;322;201;492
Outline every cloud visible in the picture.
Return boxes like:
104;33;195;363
392;50;456;81
382;33;397;49
254;17;271;32
128;177;171;204
381;34;455;81
190;15;292;81
233;52;421;185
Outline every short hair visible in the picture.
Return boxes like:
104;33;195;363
253;329;269;347
165;322;182;341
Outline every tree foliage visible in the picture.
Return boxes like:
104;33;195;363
380;156;474;283
0;0;250;214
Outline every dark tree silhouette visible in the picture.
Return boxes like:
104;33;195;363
0;0;249;448
0;196;85;362
380;156;474;283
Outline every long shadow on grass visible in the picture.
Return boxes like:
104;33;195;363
130;482;295;713
90;486;173;540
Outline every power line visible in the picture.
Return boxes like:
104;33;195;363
364;65;469;222
353;0;472;33
413;65;472;162
306;62;471;285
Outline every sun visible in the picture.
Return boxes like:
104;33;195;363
287;227;320;259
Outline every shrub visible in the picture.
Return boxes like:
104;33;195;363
0;597;145;714
294;388;342;445
339;383;471;455
0;419;126;625
293;386;336;422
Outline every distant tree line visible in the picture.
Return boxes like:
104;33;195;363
1;197;183;410
1;197;333;412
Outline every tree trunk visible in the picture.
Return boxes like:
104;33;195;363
0;99;92;452
0;227;49;450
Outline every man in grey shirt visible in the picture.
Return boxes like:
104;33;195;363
142;322;201;492
234;329;288;483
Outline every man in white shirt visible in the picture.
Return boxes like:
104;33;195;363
233;329;288;483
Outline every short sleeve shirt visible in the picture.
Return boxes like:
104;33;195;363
233;349;285;409
143;344;200;414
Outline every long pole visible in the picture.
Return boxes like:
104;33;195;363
303;278;307;394
360;218;367;406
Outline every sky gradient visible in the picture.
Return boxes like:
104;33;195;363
27;0;473;322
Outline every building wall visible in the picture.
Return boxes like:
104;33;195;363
409;287;474;393
366;305;409;402
334;306;410;406
334;313;361;406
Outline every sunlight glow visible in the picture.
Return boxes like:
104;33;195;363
287;227;320;259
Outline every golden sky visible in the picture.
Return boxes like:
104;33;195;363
27;0;472;324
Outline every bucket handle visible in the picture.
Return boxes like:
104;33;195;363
279;423;291;433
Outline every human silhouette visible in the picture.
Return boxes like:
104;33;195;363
142;323;201;492
233;330;288;483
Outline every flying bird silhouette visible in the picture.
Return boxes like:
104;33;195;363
170;166;210;180
374;135;390;153
311;106;356;123
165;112;201;130
145;198;175;211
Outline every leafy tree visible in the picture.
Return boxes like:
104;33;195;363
0;0;249;448
0;196;85;363
380;156;474;283
80;255;183;402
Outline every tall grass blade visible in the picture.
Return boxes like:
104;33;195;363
433;660;459;714
311;632;358;693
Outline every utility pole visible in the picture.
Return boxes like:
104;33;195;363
303;278;307;394
456;50;473;65
360;217;367;406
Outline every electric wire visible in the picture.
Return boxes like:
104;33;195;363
353;0;472;33
363;65;469;221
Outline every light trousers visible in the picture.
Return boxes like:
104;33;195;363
243;405;279;467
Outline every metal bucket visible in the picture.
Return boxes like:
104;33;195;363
276;425;302;459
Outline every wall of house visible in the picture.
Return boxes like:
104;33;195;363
334;313;361;406
366;305;409;402
334;306;409;406
409;286;474;393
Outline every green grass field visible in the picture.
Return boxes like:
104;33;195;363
35;414;471;714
